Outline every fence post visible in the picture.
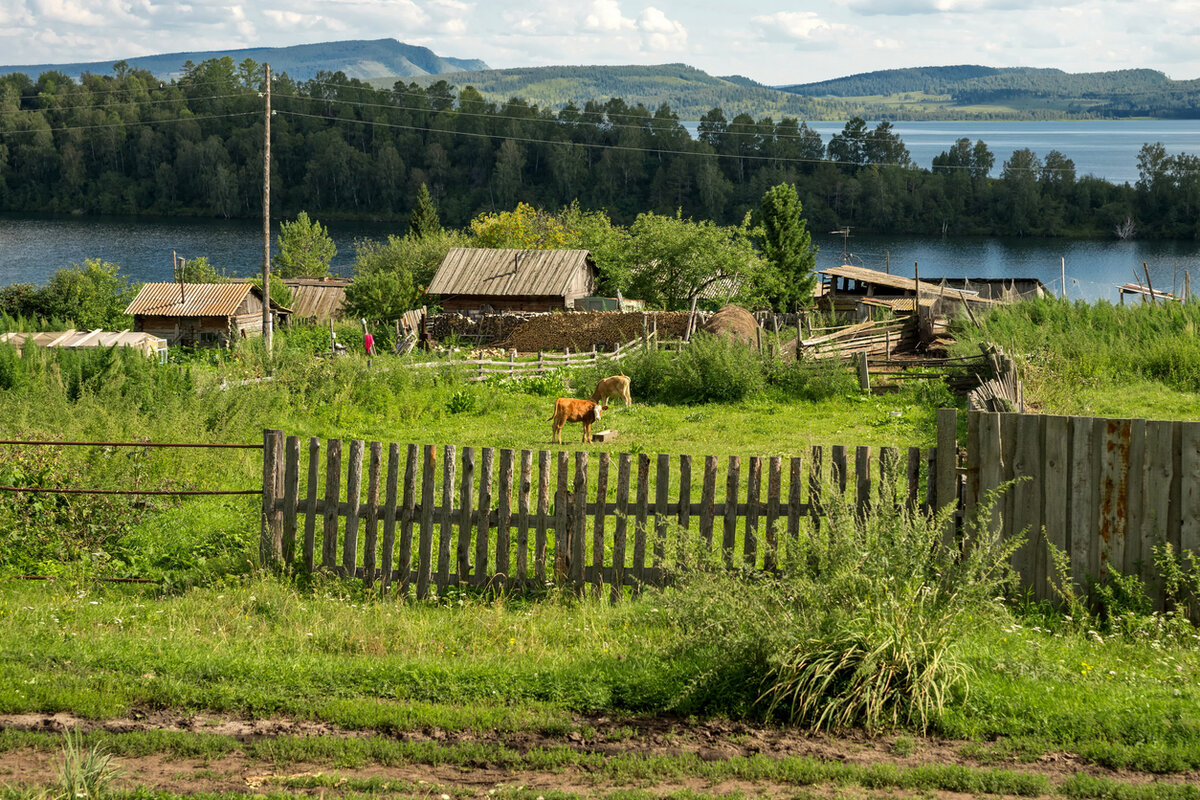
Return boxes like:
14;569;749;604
260;428;284;568
282;435;300;565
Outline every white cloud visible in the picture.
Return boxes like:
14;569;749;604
638;6;686;51
585;0;634;32
751;11;845;46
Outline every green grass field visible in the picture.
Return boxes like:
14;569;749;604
4;307;1200;798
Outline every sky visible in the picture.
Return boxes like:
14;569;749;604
1;0;1199;85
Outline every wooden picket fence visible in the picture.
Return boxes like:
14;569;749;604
402;332;656;382
259;410;961;597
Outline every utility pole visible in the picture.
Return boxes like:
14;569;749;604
262;63;273;356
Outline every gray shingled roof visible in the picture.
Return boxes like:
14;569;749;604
428;249;595;297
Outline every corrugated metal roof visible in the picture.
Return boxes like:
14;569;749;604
126;282;257;317
428;249;595;298
1;329;167;357
126;282;292;316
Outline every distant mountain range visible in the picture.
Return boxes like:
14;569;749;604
0;39;489;83
3;41;1197;119
398;62;1200;120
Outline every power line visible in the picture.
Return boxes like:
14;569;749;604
0;92;258;117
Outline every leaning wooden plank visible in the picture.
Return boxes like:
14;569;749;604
458;446;475;586
398;443;419;596
632;453;650;594
1068;417;1098;592
304;437;320;573
416;444;436;599
612;453;631;603
554;451;569;580
1041;416;1070;601
516;449;532;586
381;443;399;591
809;446;823;530
496;449;514;585
282;435;301;565
1010;413;1043;594
700;456;717;552
745;456;762;569
322;439;342;570
963;411;981;528
593;453;610;598
788;456;803;539
1125;419;1146;581
654;453;670;567
765;457;781;572
437;445;456;594
679;454;693;563
535;450;550;584
342;439;365;577
831;445;847;497
855;446;871;518
362;441;382;588
723;456;741;568
1142;421;1175;611
572;451;588;589
476;447;494;588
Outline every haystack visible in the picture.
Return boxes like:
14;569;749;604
702;305;760;348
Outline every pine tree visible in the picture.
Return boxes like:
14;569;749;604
760;183;818;312
408;183;442;239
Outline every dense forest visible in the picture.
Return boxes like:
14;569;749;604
1;57;1199;240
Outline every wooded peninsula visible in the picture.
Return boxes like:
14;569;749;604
0;57;1197;240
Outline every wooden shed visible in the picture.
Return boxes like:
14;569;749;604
815;264;994;320
428;248;597;312
124;282;291;346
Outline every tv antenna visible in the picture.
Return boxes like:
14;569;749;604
830;227;852;264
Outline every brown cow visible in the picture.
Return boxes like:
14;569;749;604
590;374;632;407
549;398;607;444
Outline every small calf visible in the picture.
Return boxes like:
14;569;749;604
549;398;607;444
590;374;632;407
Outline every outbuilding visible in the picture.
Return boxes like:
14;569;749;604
428;248;597;312
124;282;291;346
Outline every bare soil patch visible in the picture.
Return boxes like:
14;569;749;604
1;712;1194;797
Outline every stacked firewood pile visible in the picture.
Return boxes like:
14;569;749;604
502;311;694;352
427;313;535;344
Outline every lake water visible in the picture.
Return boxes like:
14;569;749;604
684;119;1200;186
3;212;1198;304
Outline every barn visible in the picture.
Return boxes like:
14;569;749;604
124;282;291;346
428;248;597;312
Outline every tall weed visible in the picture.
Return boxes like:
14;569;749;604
658;493;1018;732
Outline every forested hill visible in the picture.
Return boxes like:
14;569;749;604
392;64;851;120
780;65;1200;119
0;39;489;83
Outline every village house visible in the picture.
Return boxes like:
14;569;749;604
428;248;597;313
124;282;291;346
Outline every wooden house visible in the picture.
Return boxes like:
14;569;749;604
428;249;597;312
124;282;291;346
